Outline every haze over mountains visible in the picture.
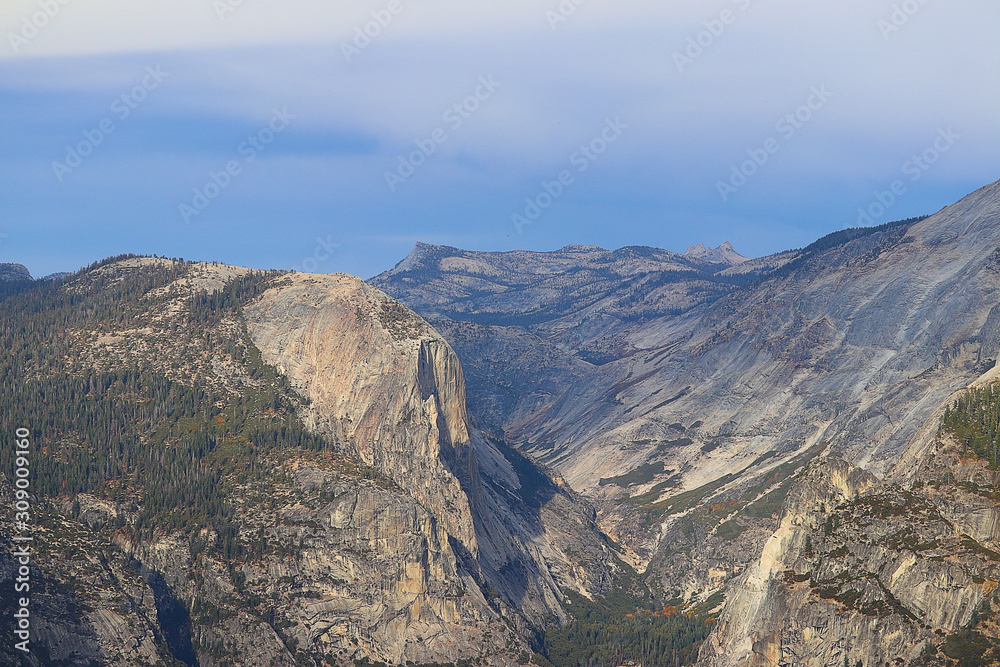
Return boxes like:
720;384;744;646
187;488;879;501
5;181;1000;665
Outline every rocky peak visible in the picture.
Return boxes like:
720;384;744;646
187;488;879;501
683;240;748;266
244;272;479;554
0;262;31;281
243;271;623;634
387;242;455;274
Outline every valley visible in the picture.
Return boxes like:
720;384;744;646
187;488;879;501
4;181;1000;665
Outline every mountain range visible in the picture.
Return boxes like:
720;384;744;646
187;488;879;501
4;181;1000;666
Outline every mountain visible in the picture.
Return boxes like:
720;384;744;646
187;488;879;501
370;242;785;433
0;257;629;666
373;181;1000;664
683;241;747;266
7;180;1000;665
371;242;756;362
0;263;31;281
39;271;73;282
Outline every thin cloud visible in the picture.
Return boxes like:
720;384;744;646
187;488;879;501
0;1;997;279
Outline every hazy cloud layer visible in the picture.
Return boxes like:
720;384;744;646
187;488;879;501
0;0;996;277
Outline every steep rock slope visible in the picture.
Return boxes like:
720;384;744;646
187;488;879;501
696;357;1000;666
370;242;761;435
700;437;1000;666
245;274;624;630
491;185;1000;622
246;274;479;556
0;258;620;666
511;186;1000;494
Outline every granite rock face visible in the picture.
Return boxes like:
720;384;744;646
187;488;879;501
0;261;621;666
127;471;514;666
0;263;31;282
374;182;1000;662
242;273;623;656
246;274;480;556
514;192;998;493
700;438;1000;667
0;494;173;666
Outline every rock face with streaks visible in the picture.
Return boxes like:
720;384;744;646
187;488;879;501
511;192;1000;495
0;260;621;666
243;272;624;658
700;436;1000;667
373;182;1000;663
246;274;479;555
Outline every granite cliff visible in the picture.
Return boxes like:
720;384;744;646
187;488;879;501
0;260;622;666
7;179;1000;665
0;263;31;282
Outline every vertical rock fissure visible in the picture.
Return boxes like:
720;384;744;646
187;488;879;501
133;560;198;667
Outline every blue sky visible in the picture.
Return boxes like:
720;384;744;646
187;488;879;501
1;1;997;279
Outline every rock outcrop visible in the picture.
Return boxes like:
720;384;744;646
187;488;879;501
700;438;1000;666
683;241;748;266
0;260;622;666
0;263;31;281
245;273;624;634
0;495;173;665
246;274;479;556
127;466;515;666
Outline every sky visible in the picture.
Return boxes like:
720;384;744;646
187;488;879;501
0;1;997;279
